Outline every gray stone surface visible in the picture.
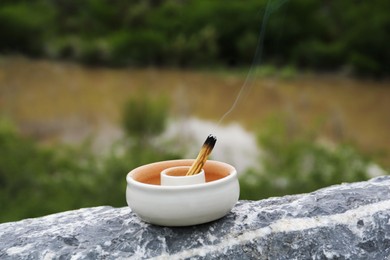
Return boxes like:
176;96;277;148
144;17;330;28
2;176;390;259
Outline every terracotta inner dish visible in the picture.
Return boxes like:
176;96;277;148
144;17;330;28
132;161;230;186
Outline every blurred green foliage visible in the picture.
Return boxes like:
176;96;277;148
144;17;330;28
0;95;179;223
239;116;371;200
0;1;55;55
122;94;169;145
0;0;389;76
0;98;380;222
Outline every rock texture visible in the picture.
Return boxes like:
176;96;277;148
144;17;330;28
2;176;390;259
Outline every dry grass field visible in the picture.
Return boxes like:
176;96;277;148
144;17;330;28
1;56;389;167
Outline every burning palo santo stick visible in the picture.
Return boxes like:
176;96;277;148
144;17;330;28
186;134;217;176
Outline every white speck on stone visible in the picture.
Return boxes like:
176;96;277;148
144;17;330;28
42;251;56;260
207;233;218;243
70;251;85;260
197;237;205;245
323;249;340;259
6;244;34;255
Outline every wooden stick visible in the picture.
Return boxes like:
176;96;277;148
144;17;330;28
186;135;217;176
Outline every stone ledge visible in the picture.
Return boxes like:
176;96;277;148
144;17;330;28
1;176;390;259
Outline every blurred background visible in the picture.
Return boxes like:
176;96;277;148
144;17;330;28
0;0;389;223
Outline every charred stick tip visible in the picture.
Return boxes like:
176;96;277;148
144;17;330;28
204;134;217;149
186;134;217;176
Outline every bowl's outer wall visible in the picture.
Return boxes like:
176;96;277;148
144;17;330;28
126;160;240;226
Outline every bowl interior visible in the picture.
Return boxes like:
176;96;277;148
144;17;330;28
131;160;231;186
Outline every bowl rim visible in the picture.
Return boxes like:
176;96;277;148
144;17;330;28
126;159;237;191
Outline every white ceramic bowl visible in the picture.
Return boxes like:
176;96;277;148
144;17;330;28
126;159;239;226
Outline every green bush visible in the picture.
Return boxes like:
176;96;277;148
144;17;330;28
45;36;83;59
0;118;98;221
0;95;178;223
0;2;55;55
292;40;345;70
254;65;278;77
122;94;169;144
240;117;371;200
253;64;297;79
348;53;381;78
1;0;389;76
279;65;297;79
